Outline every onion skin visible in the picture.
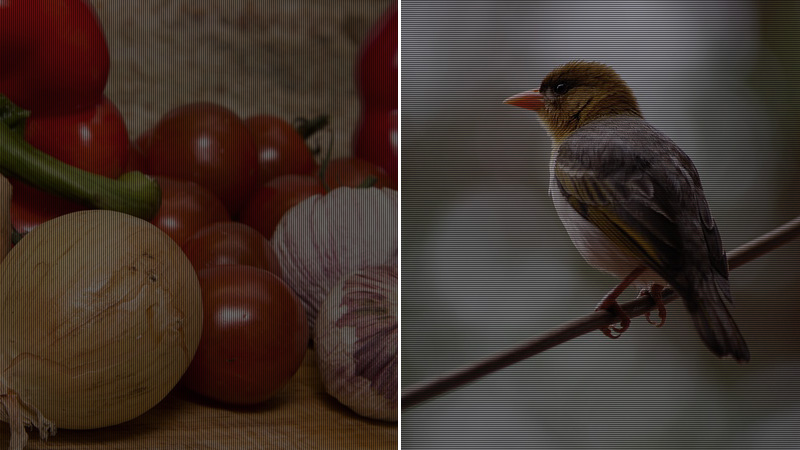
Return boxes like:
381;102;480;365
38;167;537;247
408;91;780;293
0;175;11;260
314;264;397;421
0;210;202;444
271;187;397;331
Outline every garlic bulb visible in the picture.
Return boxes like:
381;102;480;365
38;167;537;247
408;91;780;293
271;187;397;331
0;210;203;449
314;264;397;421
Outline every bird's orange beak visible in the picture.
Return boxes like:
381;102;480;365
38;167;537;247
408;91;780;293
504;89;544;111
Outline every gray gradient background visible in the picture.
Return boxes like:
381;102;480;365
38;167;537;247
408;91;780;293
401;1;800;448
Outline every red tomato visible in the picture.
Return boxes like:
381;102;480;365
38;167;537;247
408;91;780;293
0;0;110;114
238;175;324;240
322;156;394;190
145;103;259;215
9;179;83;233
125;126;159;172
124;139;147;173
24;96;129;178
150;176;230;246
182;266;308;405
243;115;317;184
134;126;155;154
182;221;282;277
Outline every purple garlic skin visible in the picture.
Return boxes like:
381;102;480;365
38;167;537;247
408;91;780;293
271;187;397;331
314;264;397;421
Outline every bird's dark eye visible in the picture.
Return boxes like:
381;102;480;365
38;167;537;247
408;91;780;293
553;83;570;95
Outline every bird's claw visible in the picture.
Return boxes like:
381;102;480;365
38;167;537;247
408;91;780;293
596;298;630;339
594;266;644;339
642;284;666;327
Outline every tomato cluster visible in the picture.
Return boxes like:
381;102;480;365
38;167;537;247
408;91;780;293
135;105;392;242
1;0;398;407
136;103;396;405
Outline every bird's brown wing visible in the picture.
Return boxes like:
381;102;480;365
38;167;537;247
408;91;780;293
553;116;726;285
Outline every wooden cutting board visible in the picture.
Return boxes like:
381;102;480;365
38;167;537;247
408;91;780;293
2;350;397;449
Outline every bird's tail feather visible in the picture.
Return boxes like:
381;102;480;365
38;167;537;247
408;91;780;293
680;273;750;363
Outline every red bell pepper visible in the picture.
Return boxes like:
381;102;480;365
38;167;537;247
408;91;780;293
352;1;398;188
0;0;110;115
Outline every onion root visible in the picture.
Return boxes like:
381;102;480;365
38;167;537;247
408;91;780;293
0;386;55;450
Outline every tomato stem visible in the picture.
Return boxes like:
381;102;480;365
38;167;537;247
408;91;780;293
355;176;378;189
0;96;161;220
293;115;329;140
316;132;334;193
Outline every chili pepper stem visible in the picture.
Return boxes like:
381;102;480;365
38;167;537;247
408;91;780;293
0;97;161;220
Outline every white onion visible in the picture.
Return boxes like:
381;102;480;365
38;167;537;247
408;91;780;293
314;264;397;421
0;210;203;449
271;187;397;331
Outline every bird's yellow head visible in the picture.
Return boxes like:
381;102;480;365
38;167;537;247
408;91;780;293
505;61;642;142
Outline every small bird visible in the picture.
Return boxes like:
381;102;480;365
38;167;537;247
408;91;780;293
504;61;750;362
